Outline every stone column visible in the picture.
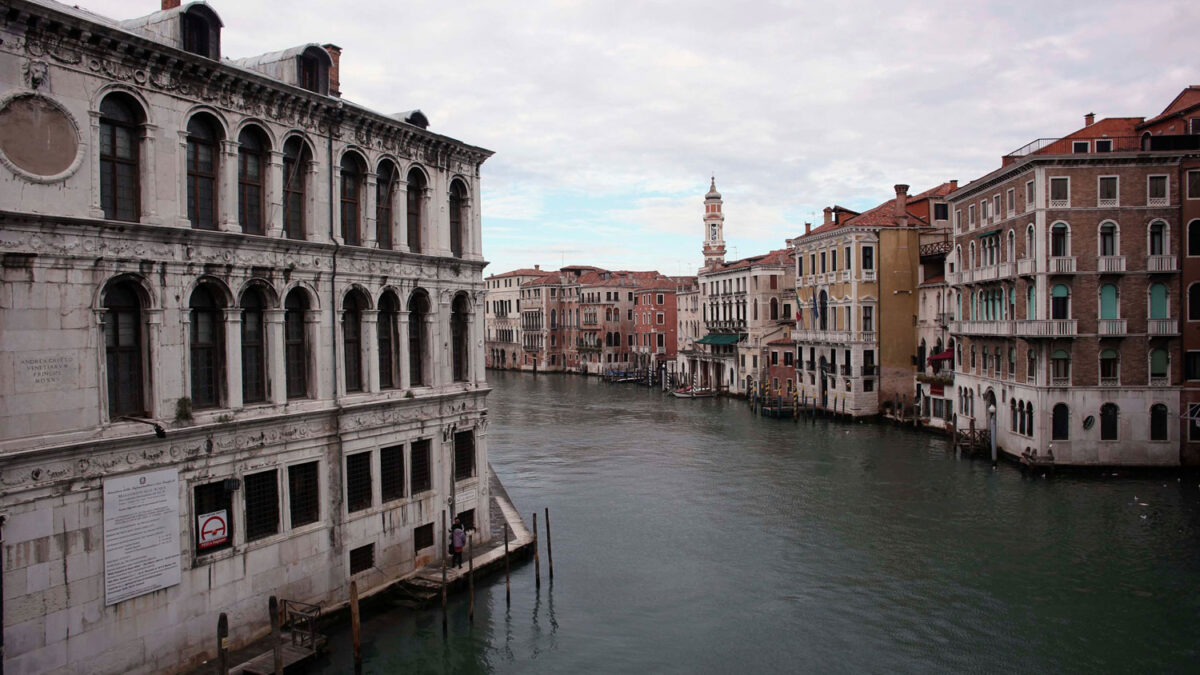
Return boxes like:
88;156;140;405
307;160;323;243
363;171;378;249
426;310;440;387
219;139;239;232
141;124;160;224
224;308;243;410
145;308;164;419
267;150;285;238
88;112;104;219
398;311;411;390
175;129;190;227
305;310;322;399
266;309;286;405
363;309;380;393
395;178;410;252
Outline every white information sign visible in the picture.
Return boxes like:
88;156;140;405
103;469;181;606
197;510;229;549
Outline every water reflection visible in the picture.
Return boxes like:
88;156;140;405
315;371;1200;674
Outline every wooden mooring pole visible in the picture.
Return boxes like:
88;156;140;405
504;527;511;605
533;511;541;589
269;596;283;675
468;533;475;624
545;506;554;580
217;612;229;675
350;581;362;675
441;511;448;637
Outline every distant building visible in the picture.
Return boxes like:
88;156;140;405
0;1;491;672
790;183;956;416
485;267;544;369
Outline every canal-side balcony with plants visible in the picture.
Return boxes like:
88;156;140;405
917;371;954;386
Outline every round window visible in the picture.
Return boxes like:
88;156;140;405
1082;415;1095;430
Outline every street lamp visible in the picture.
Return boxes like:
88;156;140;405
987;403;998;468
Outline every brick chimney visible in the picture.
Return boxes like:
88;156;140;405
322;44;342;98
804;222;811;234
823;207;833;226
1084;112;1095;127
949;179;958;189
162;0;181;9
893;184;910;227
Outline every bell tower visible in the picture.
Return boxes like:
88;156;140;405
702;176;726;269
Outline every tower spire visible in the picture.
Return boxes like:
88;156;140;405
702;177;726;269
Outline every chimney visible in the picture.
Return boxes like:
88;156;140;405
823;207;833;226
322;44;342;98
1084;112;1095;127
804;222;811;234
893;184;909;218
949;179;958;189
534;264;540;270
162;0;181;9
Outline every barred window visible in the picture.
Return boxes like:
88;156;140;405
194;481;233;553
381;444;405;502
411;439;432;494
288;462;320;528
349;543;374;575
346;452;373;512
243;470;279;542
413;523;434;551
454;430;475;481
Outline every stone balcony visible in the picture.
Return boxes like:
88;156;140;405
1017;258;1037;276
1015;319;1077;337
1048;257;1076;274
1147;255;1178;273
1148;318;1179;336
1098;319;1127;336
1097;256;1126;273
951;320;1014;336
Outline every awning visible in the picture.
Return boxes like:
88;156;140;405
927;351;953;363
697;333;743;346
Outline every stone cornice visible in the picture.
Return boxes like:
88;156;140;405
3;0;493;170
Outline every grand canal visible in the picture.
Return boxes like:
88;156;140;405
317;371;1200;673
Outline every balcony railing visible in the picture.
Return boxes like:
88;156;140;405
974;265;999;283
1147;255;1178;272
862;269;877;282
1098;319;1127;336
945;271;963;285
1049;199;1070;209
841;270;851;282
1098;197;1118;208
839;364;852;376
1051;376;1071;387
952;320;1014;336
998;261;1016;278
1015;319;1078;337
1017;258;1037;276
1148;196;1169;207
795;329;853;343
859;331;877;344
1148;318;1178;335
1100;376;1119;387
1097;256;1126;273
1150;375;1170;386
1048;256;1076;274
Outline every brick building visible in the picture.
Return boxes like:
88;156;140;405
0;1;491;671
947;90;1200;465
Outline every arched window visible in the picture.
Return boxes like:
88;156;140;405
1100;402;1119;441
1018;400;1027;436
1010;399;1017;432
237;126;267;234
1052;403;1070;440
340;153;364;245
452;294;470;382
770;297;779;320
449;180;467;258
818;291;828;330
282;137;310;239
342;291;366;393
1151;283;1170;320
1051;348;1070;383
1099;222;1118;257
103;281;146;417
186;115;221;230
1025;401;1034;436
1025;224;1035;259
1007;230;1015;262
1150;403;1169;441
378;292;400;389
407;169;426;253
1051;223;1070;257
1051;284;1070;320
1189;220;1200;257
1099;348;1119;385
99;94;143;222
550;309;557;328
1148;220;1166;256
376;160;397;250
189;284;224;408
1150;348;1169;384
1099;284;1118;320
241;288;267;403
1188;283;1200;321
284;289;308;399
408;290;430;386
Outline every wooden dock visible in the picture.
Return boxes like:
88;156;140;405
234;636;325;675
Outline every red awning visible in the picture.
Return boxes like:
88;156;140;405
927;351;953;363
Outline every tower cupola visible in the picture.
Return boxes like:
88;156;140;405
702;176;726;269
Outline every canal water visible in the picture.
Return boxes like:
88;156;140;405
316;371;1200;673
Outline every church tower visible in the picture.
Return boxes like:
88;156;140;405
702;176;726;268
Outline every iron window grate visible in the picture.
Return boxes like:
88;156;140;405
244;470;279;542
349;543;374;575
380;444;405;503
411;439;431;494
413;523;434;552
346;452;373;512
288;462;320;528
454;431;475;481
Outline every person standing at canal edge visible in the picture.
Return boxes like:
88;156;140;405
451;518;466;568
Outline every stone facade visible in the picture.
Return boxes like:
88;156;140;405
0;1;492;673
484;267;542;370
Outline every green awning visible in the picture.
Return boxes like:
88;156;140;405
697;333;743;345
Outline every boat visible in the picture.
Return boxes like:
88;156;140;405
672;386;714;398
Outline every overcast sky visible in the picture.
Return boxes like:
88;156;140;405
83;0;1200;276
